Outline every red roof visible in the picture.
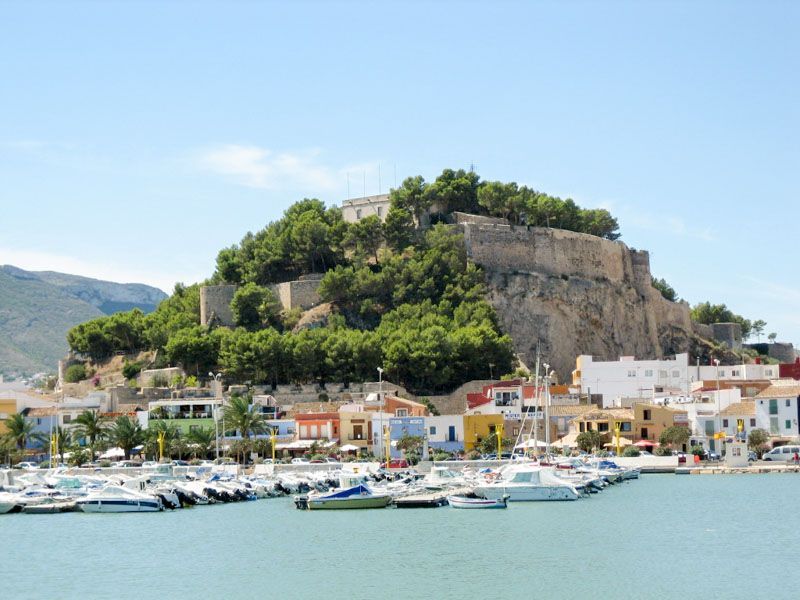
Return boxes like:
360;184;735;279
467;392;492;410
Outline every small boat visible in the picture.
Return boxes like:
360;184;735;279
447;494;509;509
295;474;391;510
473;465;581;501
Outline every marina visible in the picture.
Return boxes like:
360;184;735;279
2;472;798;599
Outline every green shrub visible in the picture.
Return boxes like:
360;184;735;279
122;360;143;380
622;446;640;457
690;445;705;457
654;445;673;456
149;374;169;387
64;364;87;383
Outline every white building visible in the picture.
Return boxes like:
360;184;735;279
755;380;800;438
693;362;780;382
341;194;390;223
425;415;464;452
574;354;691;408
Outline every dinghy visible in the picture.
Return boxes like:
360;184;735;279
447;494;509;509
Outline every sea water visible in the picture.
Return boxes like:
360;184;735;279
2;474;798;599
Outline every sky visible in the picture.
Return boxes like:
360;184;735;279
0;1;798;345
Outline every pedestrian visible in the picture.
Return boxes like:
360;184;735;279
794;451;799;465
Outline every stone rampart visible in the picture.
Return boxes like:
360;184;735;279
269;277;322;311
200;285;237;327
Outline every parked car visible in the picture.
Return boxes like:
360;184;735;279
291;458;310;465
706;451;720;461
141;461;158;467
171;460;189;466
15;461;39;470
381;459;409;469
762;445;800;462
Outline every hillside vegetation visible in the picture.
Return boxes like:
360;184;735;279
66;168;626;394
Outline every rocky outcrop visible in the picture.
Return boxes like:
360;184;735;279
459;223;697;380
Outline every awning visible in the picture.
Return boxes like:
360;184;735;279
634;439;657;447
340;444;360;452
276;439;339;450
99;447;125;459
552;432;579;448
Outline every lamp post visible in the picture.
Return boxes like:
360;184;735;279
713;359;721;457
210;372;222;459
377;367;384;461
543;363;552;450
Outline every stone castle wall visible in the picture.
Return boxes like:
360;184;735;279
458;223;696;380
269;275;322;311
200;285;237;327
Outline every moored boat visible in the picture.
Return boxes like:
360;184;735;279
447;494;509;509
295;474;391;510
76;486;163;513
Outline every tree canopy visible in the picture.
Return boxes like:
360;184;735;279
690;302;757;339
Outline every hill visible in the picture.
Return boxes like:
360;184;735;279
0;265;167;377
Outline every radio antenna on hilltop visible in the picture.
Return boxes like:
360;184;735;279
469;162;477;173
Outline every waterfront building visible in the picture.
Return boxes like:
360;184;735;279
754;380;800;439
339;409;373;453
571;408;634;439
632;403;689;447
146;399;221;435
463;413;504;452
295;411;340;444
388;416;425;458
425;415;464;453
719;400;757;438
0;397;16;434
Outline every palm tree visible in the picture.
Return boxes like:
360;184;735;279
3;413;46;452
54;426;72;464
108;416;145;460
72;410;108;461
222;395;267;463
187;426;215;459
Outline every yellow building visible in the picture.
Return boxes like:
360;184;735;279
463;414;504;452
571;408;634;439
0;398;16;435
338;411;372;452
633;403;689;444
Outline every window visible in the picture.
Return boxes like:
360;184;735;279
641;427;649;439
645;370;653;377
513;427;520;436
766;369;774;376
396;409;408;417
659;370;668;378
310;424;318;438
722;419;729;428
770;417;779;434
672;370;680;378
705;421;715;436
36;418;42;425
429;426;437;435
786;420;792;431
579;422;585;432
627;370;636;377
769;399;778;415
787;399;792;407
643;410;651;420
377;206;383;217
598;422;609;432
731;370;739;377
62;414;72;424
750;418;756;427
620;422;632;432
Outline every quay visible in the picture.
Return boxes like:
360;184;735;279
676;464;800;475
394;487;471;508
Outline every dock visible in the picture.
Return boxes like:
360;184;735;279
675;465;800;475
393;487;471;508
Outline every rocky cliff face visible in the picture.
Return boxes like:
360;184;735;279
458;220;696;381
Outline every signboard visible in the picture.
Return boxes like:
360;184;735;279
673;414;689;424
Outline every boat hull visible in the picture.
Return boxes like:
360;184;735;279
474;485;579;502
77;499;162;513
306;495;392;510
447;495;508;509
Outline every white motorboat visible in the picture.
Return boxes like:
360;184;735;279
447;494;509;509
0;492;22;514
473;465;581;501
76;486;163;513
422;466;468;490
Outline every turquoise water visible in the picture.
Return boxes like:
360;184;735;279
2;474;798;599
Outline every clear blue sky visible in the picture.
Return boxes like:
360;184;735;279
1;1;797;346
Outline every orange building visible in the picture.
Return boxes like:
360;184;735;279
295;412;340;442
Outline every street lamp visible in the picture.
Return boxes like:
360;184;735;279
713;359;721;457
543;363;551;450
209;372;222;459
377;367;384;460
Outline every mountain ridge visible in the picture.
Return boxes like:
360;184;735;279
0;265;167;377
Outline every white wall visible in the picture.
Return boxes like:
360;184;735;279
755;397;800;437
426;415;464;444
577;353;691;407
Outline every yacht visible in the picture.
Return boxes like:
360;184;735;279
473;465;581;501
295;474;391;510
76;486;163;513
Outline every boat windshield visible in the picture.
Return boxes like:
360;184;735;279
510;471;533;483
